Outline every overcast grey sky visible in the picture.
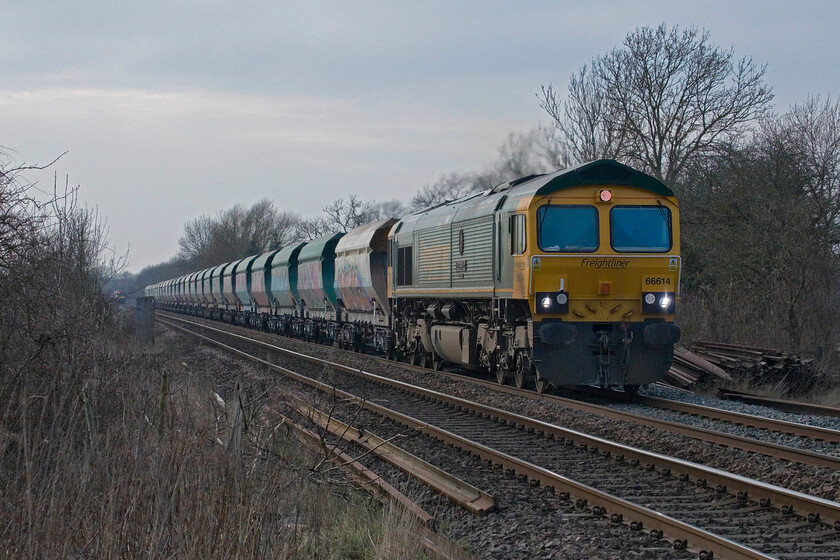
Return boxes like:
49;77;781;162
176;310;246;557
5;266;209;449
3;1;838;272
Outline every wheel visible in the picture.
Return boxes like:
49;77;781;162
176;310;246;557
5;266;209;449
513;366;526;389
494;366;506;385
410;351;420;366
535;372;551;394
432;356;444;371
623;384;640;396
514;353;531;390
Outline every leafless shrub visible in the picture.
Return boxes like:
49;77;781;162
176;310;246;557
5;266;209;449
1;151;425;559
678;98;840;369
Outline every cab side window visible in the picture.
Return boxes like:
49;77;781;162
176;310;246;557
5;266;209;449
396;246;413;286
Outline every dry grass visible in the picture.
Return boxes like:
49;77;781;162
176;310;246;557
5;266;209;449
0;313;429;560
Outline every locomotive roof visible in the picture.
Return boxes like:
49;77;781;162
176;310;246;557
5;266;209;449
394;159;673;235
528;159;673;198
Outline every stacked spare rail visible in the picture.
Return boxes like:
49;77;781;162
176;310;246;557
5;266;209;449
691;341;817;391
663;347;733;388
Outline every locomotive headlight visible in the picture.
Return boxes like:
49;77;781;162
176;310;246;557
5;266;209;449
537;291;569;314
642;291;676;314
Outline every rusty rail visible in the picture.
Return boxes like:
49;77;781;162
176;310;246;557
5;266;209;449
717;388;840;418
281;410;477;560
160;316;791;559
294;401;495;515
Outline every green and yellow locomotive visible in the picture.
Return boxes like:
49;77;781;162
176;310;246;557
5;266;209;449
148;159;680;393
389;159;680;392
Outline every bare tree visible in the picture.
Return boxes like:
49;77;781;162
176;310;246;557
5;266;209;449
493;125;571;179
293;215;335;241
376;199;408;220
409;173;476;211
540;67;627;163
678;97;840;355
540;23;774;184
406;126;570;213
763;97;840;242
177;215;214;266
177;199;300;267
321;195;379;233
0;148;67;274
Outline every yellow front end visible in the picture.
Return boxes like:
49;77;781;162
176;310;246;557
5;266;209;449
515;184;681;387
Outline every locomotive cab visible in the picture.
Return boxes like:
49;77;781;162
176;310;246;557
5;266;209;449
521;164;681;387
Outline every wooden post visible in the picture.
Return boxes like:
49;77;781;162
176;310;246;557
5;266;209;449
136;296;155;344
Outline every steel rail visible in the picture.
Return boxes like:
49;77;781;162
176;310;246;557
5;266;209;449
408;364;840;470
717;388;840;418
282;410;435;525
158;312;840;470
159;314;840;523
159;317;808;559
294;401;495;515
281;410;477;560
580;386;840;443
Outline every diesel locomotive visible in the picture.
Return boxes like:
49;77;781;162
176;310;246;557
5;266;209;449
147;159;681;392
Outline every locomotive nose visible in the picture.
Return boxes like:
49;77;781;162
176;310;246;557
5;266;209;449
538;322;578;345
642;322;681;345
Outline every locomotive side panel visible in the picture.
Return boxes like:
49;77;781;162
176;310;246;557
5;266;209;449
450;215;494;289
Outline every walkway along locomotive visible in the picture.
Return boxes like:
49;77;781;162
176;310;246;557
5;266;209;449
147;159;681;392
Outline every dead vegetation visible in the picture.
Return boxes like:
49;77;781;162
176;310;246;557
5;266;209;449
0;150;428;559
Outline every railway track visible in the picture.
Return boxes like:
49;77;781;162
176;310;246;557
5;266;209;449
573;385;840;443
716;388;840;419
158;312;840;478
277;404;480;560
159;313;840;559
387;360;840;470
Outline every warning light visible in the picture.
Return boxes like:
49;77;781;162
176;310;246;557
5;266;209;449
599;189;613;203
